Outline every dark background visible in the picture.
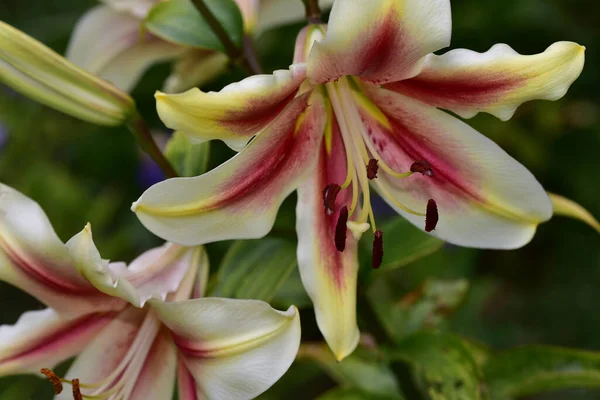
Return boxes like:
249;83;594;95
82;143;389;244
0;0;599;398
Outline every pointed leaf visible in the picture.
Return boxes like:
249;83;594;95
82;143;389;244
209;238;297;302
145;0;244;52
164;131;211;177
484;346;600;400
389;331;484;400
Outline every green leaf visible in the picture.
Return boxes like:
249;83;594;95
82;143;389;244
271;268;312;309
368;277;469;342
300;344;404;399
0;376;43;400
145;0;244;52
362;217;444;271
484;346;600;400
318;388;400;400
164;131;211;177
208;238;297;302
389;331;484;400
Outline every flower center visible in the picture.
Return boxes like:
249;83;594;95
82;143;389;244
322;77;438;268
41;310;161;400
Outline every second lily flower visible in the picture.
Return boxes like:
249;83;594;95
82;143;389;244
132;0;585;360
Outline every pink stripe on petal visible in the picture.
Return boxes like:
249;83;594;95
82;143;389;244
134;92;326;246
177;358;200;400
386;72;521;112
296;125;360;360
2;243;96;295
0;311;113;375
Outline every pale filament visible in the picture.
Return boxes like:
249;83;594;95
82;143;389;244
339;78;429;218
61;311;161;400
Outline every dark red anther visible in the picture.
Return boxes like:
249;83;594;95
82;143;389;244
72;379;83;400
322;184;341;216
367;159;379;180
410;160;434;177
334;206;348;252
425;199;439;232
372;230;384;269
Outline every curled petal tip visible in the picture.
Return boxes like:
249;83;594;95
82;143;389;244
130;201;139;212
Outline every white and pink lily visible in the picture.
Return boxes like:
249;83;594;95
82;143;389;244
131;0;584;360
67;0;334;92
0;183;301;399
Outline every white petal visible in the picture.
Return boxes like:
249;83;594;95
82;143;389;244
151;298;301;400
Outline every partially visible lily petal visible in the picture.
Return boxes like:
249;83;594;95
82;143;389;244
549;192;600;233
58;307;160;400
296;123;360;361
387;42;585;121
0;184;123;316
66;5;184;92
256;0;334;36
307;0;451;84
155;64;307;151
133;93;325;246
0;309;113;375
163;49;229;93
361;87;552;249
150;298;301;400
101;0;157;18
71;231;197;307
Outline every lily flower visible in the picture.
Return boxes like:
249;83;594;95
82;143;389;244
67;0;334;92
132;0;584;359
0;183;300;399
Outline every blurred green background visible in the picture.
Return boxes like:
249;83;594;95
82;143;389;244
0;0;599;399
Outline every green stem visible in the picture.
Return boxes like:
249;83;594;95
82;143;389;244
190;0;261;74
127;115;177;178
301;0;322;24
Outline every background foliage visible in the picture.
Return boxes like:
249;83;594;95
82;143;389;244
0;0;599;398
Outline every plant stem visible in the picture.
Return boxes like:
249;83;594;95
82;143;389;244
302;0;322;24
190;0;261;74
127;115;177;178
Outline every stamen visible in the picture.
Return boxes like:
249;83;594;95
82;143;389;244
72;379;83;400
372;230;384;269
410;160;434;177
322;184;341;215
335;206;348;252
425;199;439;232
41;368;63;394
367;159;379;180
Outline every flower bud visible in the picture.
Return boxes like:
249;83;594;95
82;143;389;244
0;21;135;126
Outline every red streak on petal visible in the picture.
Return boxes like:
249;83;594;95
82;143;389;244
222;90;300;137
212;94;316;210
315;126;354;287
387;73;522;109
387;118;484;203
0;313;114;367
177;360;198;400
0;242;97;295
173;336;214;359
